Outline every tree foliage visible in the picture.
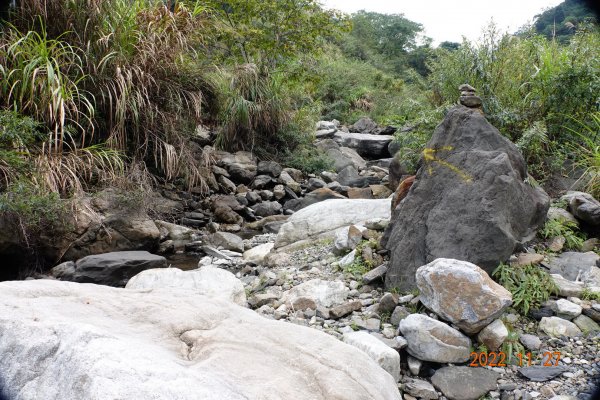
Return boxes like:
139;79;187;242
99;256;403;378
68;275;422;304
337;10;425;75
204;0;349;67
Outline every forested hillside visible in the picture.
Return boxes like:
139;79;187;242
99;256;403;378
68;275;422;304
532;0;597;42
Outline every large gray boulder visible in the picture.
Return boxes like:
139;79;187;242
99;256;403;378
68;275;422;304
215;151;257;183
333;132;393;159
416;258;512;334
0;280;400;400
50;251;167;287
547;251;600;281
383;106;549;291
275;198;391;248
315;139;366;172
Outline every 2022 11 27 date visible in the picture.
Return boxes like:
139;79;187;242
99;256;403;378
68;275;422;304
469;352;562;367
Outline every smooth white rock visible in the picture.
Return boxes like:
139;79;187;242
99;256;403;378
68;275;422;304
126;266;247;306
275;198;391;248
243;242;274;264
343;331;401;382
282;279;349;308
0;280;400;400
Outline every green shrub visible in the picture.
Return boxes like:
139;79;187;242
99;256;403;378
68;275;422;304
539;218;586;250
284;147;333;175
0;180;69;247
493;262;559;315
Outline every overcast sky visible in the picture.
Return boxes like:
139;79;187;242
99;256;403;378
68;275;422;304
320;0;564;45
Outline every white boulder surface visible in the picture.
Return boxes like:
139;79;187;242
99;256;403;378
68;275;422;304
0;280;400;400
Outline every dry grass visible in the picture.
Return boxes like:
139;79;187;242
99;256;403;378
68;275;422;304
1;0;216;193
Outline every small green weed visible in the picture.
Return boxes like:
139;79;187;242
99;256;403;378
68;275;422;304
500;318;527;364
581;288;600;302
493;263;559;315
540;218;586;250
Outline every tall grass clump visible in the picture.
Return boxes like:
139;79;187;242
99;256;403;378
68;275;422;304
565;111;600;198
0;0;216;192
214;64;290;154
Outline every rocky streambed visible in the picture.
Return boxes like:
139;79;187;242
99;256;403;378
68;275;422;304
1;98;600;400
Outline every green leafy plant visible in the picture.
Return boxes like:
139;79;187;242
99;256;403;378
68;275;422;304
284;147;334;174
540;218;586;250
493;263;559;315
500;319;527;365
0;180;70;248
581;288;600;301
